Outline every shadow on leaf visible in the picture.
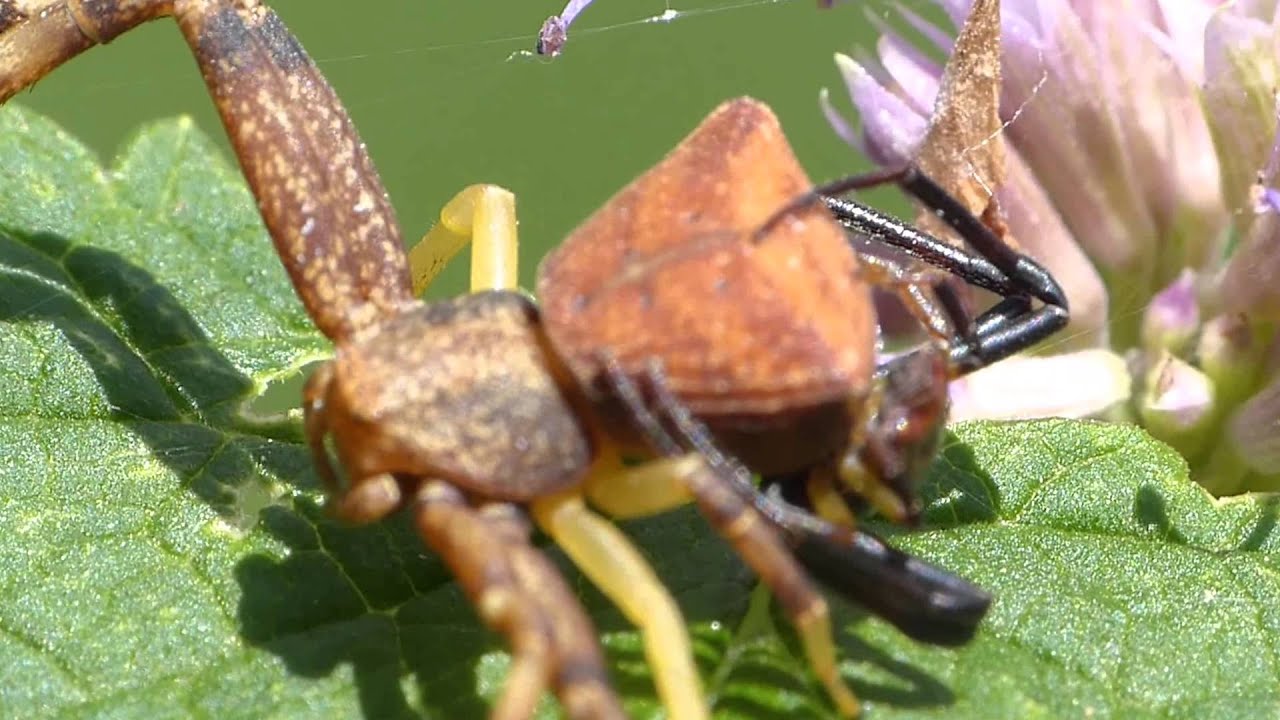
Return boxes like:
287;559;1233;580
0;226;498;718
1236;496;1280;554
794;600;957;712
1133;484;1189;546
842;634;956;707
924;431;1003;525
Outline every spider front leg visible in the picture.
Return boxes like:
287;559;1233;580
415;483;554;720
504;538;626;720
302;363;404;524
1;0;416;341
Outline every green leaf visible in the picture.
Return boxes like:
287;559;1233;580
2;104;1279;719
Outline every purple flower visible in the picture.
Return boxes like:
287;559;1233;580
826;0;1280;493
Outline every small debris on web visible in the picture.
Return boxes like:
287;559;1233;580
536;0;597;56
536;2;684;57
1250;176;1280;214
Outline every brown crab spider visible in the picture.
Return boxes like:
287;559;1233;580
0;1;891;718
1;1;1058;718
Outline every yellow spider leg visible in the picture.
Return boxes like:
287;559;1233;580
583;447;698;519
805;470;859;528
838;451;909;523
587;452;859;716
409;184;519;295
530;491;709;720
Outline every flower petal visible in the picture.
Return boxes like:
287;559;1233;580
948;349;1130;421
875;29;942;115
1071;3;1209;253
1151;0;1225;81
1252;184;1280;214
1221;208;1280;319
1203;9;1279;211
935;0;972;28
1226;371;1280;477
833;52;927;166
819;87;863;152
998;148;1111;348
1115;13;1226;276
897;2;959;52
1002;2;1158;276
1221;100;1280;318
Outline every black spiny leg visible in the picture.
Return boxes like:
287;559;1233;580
817;165;1069;374
762;164;1070;375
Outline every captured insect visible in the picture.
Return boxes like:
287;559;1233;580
0;1;1066;718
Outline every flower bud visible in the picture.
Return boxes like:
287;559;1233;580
1198;313;1266;407
1141;269;1200;354
1138;350;1216;461
1226;372;1280;482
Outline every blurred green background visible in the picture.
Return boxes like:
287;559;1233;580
14;0;904;301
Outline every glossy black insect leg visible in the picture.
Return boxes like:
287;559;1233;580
817;166;1066;307
822;197;1024;298
818;166;1068;373
931;280;1060;375
612;361;993;647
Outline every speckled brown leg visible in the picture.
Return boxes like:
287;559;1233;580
475;504;626;720
173;0;413;340
681;465;860;716
508;550;627;720
419;490;628;720
0;0;167;101
0;0;413;341
413;483;555;720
